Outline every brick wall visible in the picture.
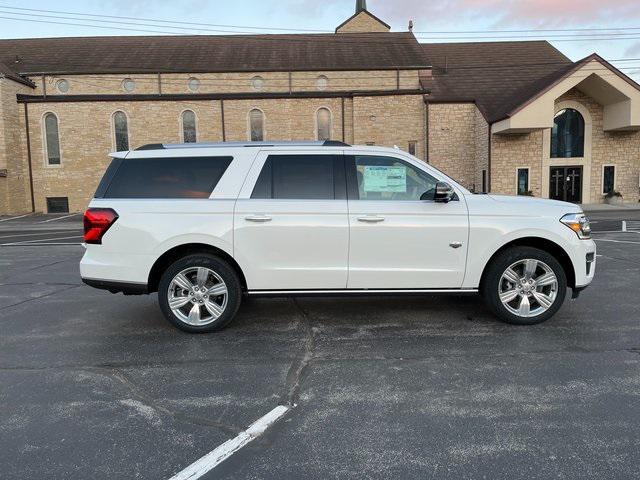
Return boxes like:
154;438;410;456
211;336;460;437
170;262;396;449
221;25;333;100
23;94;425;212
474;107;489;192
353;95;425;160
26;100;223;213
31;70;420;97
0;78;31;214
491;130;544;197
222;97;345;142
4;75;639;214
428;102;483;190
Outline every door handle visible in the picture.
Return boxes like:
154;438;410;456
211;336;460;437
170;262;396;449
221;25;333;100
357;216;385;223
245;215;272;223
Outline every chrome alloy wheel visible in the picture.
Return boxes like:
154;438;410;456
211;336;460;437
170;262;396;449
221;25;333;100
498;259;558;318
167;267;228;326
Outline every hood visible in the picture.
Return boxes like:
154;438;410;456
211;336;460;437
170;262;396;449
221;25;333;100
464;193;584;219
487;194;580;211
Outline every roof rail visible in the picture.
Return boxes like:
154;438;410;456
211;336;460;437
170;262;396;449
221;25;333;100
135;140;350;151
135;143;165;150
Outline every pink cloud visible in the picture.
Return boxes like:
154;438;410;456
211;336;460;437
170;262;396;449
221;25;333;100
371;0;640;28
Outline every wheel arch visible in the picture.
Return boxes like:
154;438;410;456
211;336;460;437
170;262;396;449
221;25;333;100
479;237;576;290
148;243;247;293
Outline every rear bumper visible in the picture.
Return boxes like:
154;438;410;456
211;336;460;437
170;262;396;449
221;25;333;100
82;277;148;295
80;246;154;284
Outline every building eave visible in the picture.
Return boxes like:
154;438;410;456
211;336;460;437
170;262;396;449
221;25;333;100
0;71;36;88
16;64;431;77
17;88;427;104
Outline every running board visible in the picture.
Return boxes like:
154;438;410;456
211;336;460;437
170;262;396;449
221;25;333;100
247;288;478;297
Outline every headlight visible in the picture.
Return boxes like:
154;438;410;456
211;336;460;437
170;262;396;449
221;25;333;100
560;213;592;239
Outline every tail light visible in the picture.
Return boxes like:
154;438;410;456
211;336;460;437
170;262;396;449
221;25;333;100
83;208;118;244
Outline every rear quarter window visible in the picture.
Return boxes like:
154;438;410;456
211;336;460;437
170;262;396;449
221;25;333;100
100;156;233;199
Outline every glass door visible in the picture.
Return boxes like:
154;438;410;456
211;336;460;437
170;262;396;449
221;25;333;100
549;166;582;203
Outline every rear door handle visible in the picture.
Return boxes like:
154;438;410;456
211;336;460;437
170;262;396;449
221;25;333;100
357;216;385;223
245;215;272;223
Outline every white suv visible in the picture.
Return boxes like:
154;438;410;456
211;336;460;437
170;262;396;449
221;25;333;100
80;141;596;332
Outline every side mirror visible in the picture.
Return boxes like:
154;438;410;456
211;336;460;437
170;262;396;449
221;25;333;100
434;182;454;203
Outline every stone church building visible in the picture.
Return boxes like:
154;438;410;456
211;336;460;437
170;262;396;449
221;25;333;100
1;1;639;214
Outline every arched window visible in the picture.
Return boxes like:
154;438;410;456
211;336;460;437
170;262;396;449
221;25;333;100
181;110;197;143
249;109;264;141
43;113;61;165
316;108;331;141
112;111;129;151
551;108;584;158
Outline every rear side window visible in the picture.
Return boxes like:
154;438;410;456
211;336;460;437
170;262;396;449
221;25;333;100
251;154;345;200
101;156;232;199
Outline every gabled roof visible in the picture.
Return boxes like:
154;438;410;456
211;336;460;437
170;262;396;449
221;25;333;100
420;41;574;122
504;53;640;120
0;32;426;76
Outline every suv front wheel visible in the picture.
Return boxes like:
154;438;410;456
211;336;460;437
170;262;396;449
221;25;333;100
482;246;567;325
158;254;242;333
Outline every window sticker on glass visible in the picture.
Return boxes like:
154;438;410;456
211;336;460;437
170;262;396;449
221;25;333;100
363;166;407;193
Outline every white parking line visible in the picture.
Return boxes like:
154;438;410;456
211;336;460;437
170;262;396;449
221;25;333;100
0;231;81;240
594;238;640;245
0;243;82;247
1;235;83;246
37;213;81;223
168;405;289;480
0;213;32;223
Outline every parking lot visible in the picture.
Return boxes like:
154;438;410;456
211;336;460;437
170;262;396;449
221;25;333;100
1;211;639;479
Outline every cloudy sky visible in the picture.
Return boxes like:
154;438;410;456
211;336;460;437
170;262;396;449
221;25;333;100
0;0;639;80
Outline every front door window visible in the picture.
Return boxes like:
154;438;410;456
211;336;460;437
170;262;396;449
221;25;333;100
352;155;438;201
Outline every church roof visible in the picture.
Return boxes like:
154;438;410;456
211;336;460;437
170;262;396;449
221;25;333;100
420;41;574;122
0;32;427;77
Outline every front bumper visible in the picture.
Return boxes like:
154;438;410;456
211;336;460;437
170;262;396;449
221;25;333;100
572;239;596;289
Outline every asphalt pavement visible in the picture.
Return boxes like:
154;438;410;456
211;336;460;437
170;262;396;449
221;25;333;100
0;210;639;479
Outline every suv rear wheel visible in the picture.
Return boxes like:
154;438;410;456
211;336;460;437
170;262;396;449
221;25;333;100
158;254;242;333
482;246;567;325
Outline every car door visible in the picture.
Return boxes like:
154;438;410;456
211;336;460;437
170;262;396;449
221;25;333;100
346;153;469;289
234;150;349;291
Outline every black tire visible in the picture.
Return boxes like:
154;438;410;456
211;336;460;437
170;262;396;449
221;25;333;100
158;254;242;333
481;246;567;325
